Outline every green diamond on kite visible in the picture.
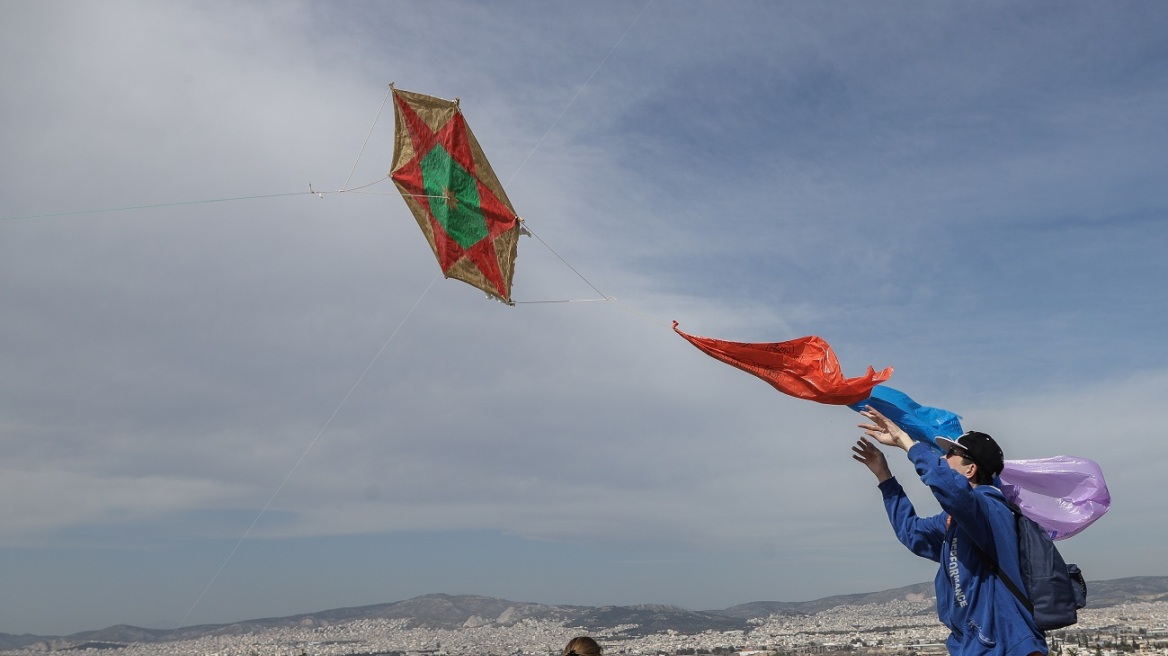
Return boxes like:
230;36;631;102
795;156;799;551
390;87;520;303
420;144;488;250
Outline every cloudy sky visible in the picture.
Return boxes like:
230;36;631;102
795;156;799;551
3;0;1167;637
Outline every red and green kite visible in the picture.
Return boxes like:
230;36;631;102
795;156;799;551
390;87;521;304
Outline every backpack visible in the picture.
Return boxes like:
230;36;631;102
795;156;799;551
973;498;1088;631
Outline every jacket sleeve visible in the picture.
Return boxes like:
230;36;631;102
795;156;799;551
907;442;1000;554
878;475;947;562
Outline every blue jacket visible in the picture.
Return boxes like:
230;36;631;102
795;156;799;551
878;443;1047;656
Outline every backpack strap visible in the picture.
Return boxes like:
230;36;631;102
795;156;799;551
967;498;1035;614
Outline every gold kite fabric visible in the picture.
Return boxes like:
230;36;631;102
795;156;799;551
390;87;521;304
673;322;893;405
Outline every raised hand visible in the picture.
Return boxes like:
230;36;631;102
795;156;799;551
858;406;913;451
851;436;893;483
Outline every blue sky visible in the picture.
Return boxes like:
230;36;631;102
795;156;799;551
2;0;1167;637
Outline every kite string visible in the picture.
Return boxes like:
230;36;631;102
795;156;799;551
503;0;652;186
7;85;394;220
341;84;393;192
519;225;671;328
313;175;391;197
172;272;442;632
343;176;390;192
1;192;309;222
604;297;673;328
489;0;666;329
522;225;608;300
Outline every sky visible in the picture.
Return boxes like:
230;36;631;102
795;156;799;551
2;0;1167;638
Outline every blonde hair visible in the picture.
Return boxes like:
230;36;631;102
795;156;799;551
563;636;602;656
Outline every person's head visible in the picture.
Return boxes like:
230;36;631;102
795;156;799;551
935;431;1003;486
563;636;602;656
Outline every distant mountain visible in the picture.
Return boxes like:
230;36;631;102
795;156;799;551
710;580;937;619
3;577;1166;651
1080;576;1168;606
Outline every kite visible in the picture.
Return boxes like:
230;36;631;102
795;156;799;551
673;322;893;405
390;87;522;304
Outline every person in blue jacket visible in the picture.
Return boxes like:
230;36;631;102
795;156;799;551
852;407;1047;656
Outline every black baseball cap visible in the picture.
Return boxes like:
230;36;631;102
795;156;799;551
935;431;1004;476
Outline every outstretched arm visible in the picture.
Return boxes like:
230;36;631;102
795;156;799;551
851;436;893;483
855;407;949;563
